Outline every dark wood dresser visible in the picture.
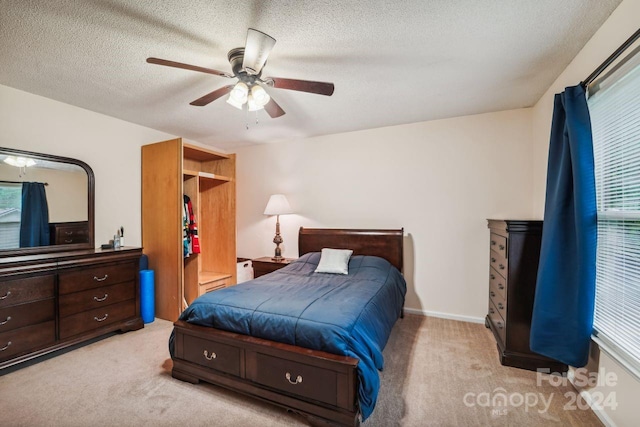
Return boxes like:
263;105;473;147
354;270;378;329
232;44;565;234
0;247;143;370
49;221;90;245
486;220;567;373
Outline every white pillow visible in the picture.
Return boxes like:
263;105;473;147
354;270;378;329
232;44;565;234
315;248;353;275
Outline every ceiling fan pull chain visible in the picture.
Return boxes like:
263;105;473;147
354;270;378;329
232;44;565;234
245;105;250;130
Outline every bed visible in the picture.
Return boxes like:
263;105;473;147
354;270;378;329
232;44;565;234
169;227;405;426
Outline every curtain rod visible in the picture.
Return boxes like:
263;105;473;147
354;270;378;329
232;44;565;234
0;180;48;186
582;27;640;87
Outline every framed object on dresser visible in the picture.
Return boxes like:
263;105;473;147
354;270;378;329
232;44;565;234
486;219;567;373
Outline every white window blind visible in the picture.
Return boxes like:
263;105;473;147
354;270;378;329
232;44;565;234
588;46;640;375
0;183;21;249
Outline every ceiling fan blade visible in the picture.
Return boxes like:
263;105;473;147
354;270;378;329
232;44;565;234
147;57;232;78
190;85;234;106
242;28;276;75
267;77;334;96
264;97;286;118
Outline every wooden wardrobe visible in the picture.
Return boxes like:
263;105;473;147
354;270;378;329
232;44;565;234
142;138;236;321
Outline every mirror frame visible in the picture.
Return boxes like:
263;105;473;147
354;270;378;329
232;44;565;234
0;146;94;257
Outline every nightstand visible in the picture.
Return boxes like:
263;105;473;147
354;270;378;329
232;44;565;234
252;257;295;278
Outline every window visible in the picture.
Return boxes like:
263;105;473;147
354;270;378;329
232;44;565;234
588;46;640;375
0;183;21;249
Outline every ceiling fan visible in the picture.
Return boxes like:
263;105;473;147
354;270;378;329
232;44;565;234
147;28;334;118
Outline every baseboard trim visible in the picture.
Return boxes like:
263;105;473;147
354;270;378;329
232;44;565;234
404;307;485;324
568;370;617;427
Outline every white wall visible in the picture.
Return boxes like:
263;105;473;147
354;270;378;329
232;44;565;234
0;164;87;223
530;1;640;425
0;84;175;247
236;108;534;322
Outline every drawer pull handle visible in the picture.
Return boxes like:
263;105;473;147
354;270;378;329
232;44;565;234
498;303;504;310
0;316;11;326
94;275;109;282
490;274;495;280
490;291;495;297
499;244;505;250
489;307;495;314
64;239;73;243
0;341;11;351
499;284;505;290
203;350;217;360
491;240;496;246
285;372;303;385
499;264;505;270
94;314;109;322
93;294;108;302
491;257;496;263
64;231;73;235
497;322;504;329
0;291;10;300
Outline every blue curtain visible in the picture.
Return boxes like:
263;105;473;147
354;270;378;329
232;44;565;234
19;182;50;247
530;84;597;368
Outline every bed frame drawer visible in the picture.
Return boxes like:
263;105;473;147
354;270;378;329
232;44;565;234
249;352;338;406
182;334;241;376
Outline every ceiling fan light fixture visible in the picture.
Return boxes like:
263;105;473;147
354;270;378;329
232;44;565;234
229;82;249;103
247;94;264;111
4;156;36;168
226;95;244;110
251;85;271;107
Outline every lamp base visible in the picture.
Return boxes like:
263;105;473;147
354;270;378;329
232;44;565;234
272;244;283;262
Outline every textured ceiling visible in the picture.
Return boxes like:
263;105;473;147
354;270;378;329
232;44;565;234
0;0;622;150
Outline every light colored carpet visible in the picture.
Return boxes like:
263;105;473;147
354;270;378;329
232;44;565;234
0;315;602;426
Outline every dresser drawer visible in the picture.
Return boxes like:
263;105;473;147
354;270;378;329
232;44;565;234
59;262;137;294
59;281;136;318
0;274;55;309
489;267;507;301
182;334;241;376
490;289;507;319
489;233;507;259
250;352;338;406
488;300;506;346
50;222;90;245
59;299;136;339
0;321;56;362
54;225;89;244
0;299;55;334
489;249;508;277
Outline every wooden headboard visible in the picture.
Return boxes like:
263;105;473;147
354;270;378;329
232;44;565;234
298;227;404;272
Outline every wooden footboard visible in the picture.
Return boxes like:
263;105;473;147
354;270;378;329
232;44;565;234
171;320;360;426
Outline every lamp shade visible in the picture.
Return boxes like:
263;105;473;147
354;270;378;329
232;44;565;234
263;194;292;216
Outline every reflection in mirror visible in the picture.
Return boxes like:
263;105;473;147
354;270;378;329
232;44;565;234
0;149;92;253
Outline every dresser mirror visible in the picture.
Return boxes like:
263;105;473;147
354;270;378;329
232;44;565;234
0;147;94;255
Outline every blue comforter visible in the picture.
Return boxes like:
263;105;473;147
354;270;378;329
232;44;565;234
170;252;406;420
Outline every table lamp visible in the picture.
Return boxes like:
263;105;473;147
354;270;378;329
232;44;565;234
263;194;293;261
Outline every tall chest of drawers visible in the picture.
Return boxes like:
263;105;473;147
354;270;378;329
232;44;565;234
486;220;566;373
49;221;90;245
0;248;143;370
